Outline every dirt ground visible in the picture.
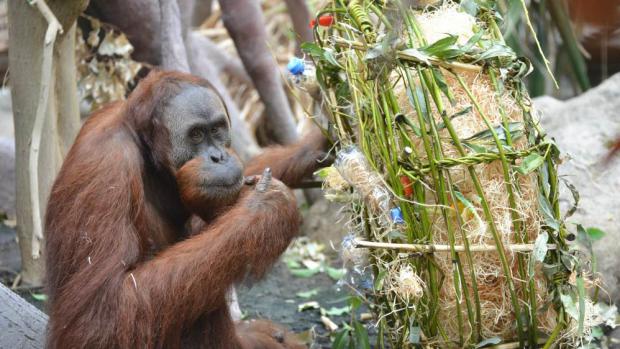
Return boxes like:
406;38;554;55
238;262;352;348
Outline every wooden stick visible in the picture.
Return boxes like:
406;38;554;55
27;0;63;259
320;316;339;332
354;239;557;253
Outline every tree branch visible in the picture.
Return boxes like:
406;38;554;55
26;0;63;259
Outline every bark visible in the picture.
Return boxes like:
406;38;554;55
191;0;213;27
220;0;299;145
86;0;162;65
8;0;86;285
159;0;191;72
189;34;251;85
283;0;314;55
0;283;48;349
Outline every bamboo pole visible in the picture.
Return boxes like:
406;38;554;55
354;239;557;253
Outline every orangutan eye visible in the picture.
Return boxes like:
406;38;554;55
189;128;205;143
210;127;219;136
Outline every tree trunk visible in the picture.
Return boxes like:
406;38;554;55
283;0;313;55
7;0;87;286
0;283;47;349
220;0;299;145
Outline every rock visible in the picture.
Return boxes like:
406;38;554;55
535;73;620;304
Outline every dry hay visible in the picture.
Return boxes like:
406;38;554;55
396;69;556;340
393;7;555;340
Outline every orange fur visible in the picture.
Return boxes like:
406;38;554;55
44;70;321;349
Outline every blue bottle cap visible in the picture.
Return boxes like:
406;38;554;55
287;57;305;75
390;207;405;224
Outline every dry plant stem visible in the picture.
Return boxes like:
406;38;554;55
27;0;63;259
354;240;558;253
518;0;559;88
321;316;339;332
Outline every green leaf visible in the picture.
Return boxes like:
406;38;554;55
301;42;325;58
364;44;388;61
516;153;545;175
576;224;593;253
463;142;489;154
31;293;47;302
575;222;600;271
528;232;549;280
422;35;459;57
476;337;502;348
562;179;580;218
501;0;523;37
454;190;485;227
460;0;479;16
560;252;575;271
332;329;350;349
374;270;387;291
432;69;455;104
326;267;346;280
290;268;320;278
586;227;605;241
313;167;333;179
324;306;350;317
542;263;562;279
560;293;579;320
323;49;342;68
538;193;560;231
400;48;431;65
462;122;522;143
454;190;476;212
395;114;421;137
285;259;301;269
473;44;515;63
461;30;484;53
450;106;473;119
407;84;429;122
296;288;320;299
591;326;604;339
532;232;549;263
386;230;406;240
353;321;370;349
349;296;363;310
577;277;586;336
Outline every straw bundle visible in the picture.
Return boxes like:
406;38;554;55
299;1;607;347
